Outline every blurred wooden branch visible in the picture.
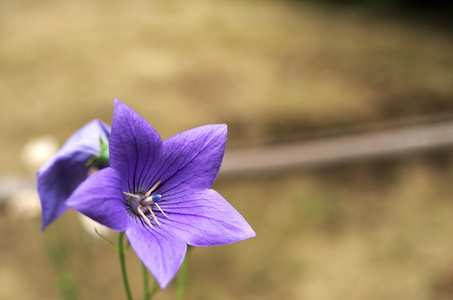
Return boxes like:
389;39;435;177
220;117;453;176
4;117;453;203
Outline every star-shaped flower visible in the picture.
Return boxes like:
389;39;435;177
37;119;110;230
66;100;256;288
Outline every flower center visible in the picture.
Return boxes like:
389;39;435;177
123;180;168;227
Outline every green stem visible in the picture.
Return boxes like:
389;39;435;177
95;228;118;250
175;253;189;300
142;263;150;300
143;264;159;300
149;280;159;299
118;232;134;300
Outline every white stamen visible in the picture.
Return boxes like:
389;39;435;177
143;203;161;226
154;203;168;218
138;207;153;227
145;180;161;197
123;180;168;227
123;192;141;200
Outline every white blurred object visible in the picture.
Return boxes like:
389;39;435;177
7;189;41;219
21;135;59;172
0;175;34;205
79;214;113;240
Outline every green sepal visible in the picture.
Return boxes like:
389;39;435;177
86;137;110;168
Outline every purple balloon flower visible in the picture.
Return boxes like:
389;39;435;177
37;119;110;231
66;99;256;288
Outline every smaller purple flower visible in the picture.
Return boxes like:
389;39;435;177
67;100;256;288
37;119;110;231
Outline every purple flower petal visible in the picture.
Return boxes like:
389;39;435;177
48;100;256;289
37;119;110;230
66;168;130;232
126;223;187;288
109;99;162;193
158;189;256;246
152;124;227;195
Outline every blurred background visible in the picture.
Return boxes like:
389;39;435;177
1;0;453;299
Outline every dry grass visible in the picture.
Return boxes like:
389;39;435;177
3;154;453;300
1;0;453;172
1;0;453;299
